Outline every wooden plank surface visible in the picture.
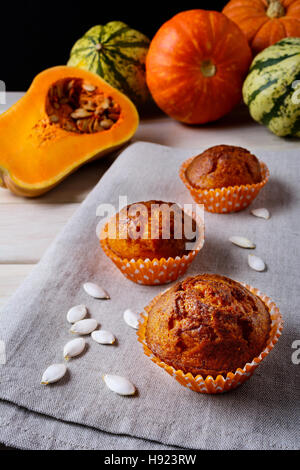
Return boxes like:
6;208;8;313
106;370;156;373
135;105;299;150
0;203;78;263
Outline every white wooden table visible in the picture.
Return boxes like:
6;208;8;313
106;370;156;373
0;93;298;310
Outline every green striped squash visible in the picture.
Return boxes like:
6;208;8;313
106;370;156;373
243;38;300;138
67;22;151;109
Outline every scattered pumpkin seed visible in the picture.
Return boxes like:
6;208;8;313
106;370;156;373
229;236;256;249
251;208;270;220
63;338;86;360
248;254;266;272
64;121;77;132
84;100;97;111
70;318;98;335
67;79;75;90
76;118;90;132
67;304;87;323
82;83;96;92
123;309;140;329
50;115;59;123
100;118;114;129
100;97;110;110
83;282;110;299
71;108;92;119
93;119;104;132
103;374;136;396
41;364;67;385
91;330;115;345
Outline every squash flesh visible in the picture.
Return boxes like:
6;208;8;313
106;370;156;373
0;66;138;194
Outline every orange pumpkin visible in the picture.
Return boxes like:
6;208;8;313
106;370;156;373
223;0;300;55
146;10;252;124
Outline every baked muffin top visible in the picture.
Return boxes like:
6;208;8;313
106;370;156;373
145;274;271;378
185;145;262;190
104;200;196;261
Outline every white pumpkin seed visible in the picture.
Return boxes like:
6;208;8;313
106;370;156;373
123;309;140;329
70;318;98;335
82;83;96;92
71;108;92;119
50;115;59;123
41;364;67;385
103;374;136;396
229;236;256;249
67;304;87;323
63;338;86;360
100;97;110;110
67;79;75;90
100;118;114;129
251;208;270;220
91;330;115;345
83;282;110;299
248;254;266;272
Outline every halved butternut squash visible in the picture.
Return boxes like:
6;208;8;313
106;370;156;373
0;66;139;196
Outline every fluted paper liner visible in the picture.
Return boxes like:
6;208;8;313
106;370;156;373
100;209;204;285
180;157;269;214
137;283;283;393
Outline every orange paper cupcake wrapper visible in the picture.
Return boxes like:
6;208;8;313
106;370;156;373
137;283;283;394
180;157;269;214
100;209;204;286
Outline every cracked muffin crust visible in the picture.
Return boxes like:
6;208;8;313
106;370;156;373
145;274;271;378
105;200;196;261
185;145;262;190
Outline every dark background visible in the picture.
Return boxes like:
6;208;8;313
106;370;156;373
1;0;227;90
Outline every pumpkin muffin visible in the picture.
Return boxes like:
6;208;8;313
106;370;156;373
104;200;196;261
145;274;271;378
185;145;262;190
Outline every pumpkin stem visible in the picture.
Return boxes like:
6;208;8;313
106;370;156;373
266;0;285;18
201;60;216;78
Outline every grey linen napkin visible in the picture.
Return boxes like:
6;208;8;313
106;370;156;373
0;142;299;450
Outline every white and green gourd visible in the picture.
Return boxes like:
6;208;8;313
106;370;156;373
67;21;151;109
243;38;300;138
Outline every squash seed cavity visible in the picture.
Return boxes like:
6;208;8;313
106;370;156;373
46;78;121;134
